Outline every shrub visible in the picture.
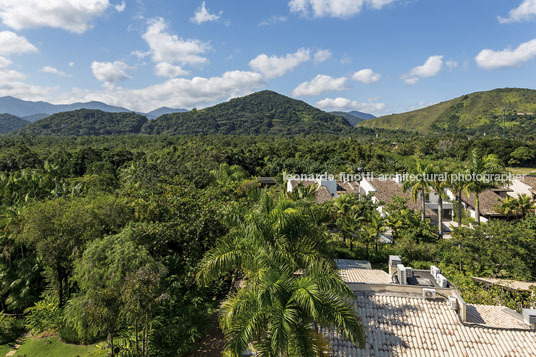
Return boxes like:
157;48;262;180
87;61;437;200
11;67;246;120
24;296;62;334
0;312;24;344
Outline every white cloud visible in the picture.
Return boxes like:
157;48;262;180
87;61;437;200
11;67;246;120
91;61;131;87
40;65;70;77
351;68;380;83
498;0;536;24
0;0;111;33
155;62;189;78
402;55;443;84
249;48;310;79
258;15;287;26
475;38;536;69
191;1;222;24
445;60;458;69
71;70;266;112
316;97;386;114
292;74;348;96
289;0;394;18
114;1;126;12
142;17;210;66
0;31;38;56
68;62;75;67
0;56;56;99
314;49;332;64
0;56;11;68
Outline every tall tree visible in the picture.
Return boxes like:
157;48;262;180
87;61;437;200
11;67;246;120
466;149;506;223
197;193;365;355
402;161;431;222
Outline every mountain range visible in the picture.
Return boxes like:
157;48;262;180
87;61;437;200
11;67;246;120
2;88;534;137
358;88;536;136
0;96;187;121
330;111;376;126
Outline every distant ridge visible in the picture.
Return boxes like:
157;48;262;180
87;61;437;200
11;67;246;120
146;107;187;120
0;113;29;134
141;90;352;135
17;109;147;136
331;111;375;126
358;88;536;135
0;96;131;118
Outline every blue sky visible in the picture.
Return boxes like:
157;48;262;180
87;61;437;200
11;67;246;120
0;0;535;114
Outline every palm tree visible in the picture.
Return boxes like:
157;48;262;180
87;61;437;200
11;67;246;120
402;161;431;222
515;194;535;217
219;265;364;356
466;149;506;224
366;212;386;256
448;166;469;227
495;194;535;218
427;163;449;237
197;193;365;355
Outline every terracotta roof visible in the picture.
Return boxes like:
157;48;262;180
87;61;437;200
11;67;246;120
289;180;359;203
521;176;536;194
460;189;505;216
321;293;536;356
368;179;437;218
466;304;528;329
289;180;316;189
316;186;333;204
472;277;536;292
337;181;360;194
335;259;390;284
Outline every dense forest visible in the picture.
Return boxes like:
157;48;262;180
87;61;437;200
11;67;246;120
0;114;29;134
360;88;536;135
0;131;535;355
17;109;148;136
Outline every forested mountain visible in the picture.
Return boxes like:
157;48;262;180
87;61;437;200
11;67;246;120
0;96;131;117
17;109;147;136
23;113;49;122
0;113;29;134
141;90;352;135
359;88;536;135
331;111;375;126
146;106;188;119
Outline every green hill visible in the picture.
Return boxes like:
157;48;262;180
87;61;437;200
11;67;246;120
358;88;536;135
0;113;29;134
17;109;147;136
141;90;351;135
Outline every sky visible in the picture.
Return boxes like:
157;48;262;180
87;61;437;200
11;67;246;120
0;0;535;115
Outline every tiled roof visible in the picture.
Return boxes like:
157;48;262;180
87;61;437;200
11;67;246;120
472;277;536;292
321;293;536;357
521;176;536;194
367;179;437;218
316;186;333;204
466;304;528;329
337;181;360;194
340;269;390;285
460;189;505;216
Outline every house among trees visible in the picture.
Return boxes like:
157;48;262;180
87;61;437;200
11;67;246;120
324;257;536;356
286;178;359;203
358;176;438;220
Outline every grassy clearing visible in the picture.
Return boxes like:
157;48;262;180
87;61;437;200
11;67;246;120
13;336;96;357
0;343;14;356
507;167;536;175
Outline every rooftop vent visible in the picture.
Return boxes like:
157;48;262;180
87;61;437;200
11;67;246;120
430;265;440;279
523;309;536;329
448;296;459;310
436;274;448;288
423;288;436;299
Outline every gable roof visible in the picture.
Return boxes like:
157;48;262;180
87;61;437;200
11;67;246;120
367;179;437;218
460;189;505;216
321;292;536;356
